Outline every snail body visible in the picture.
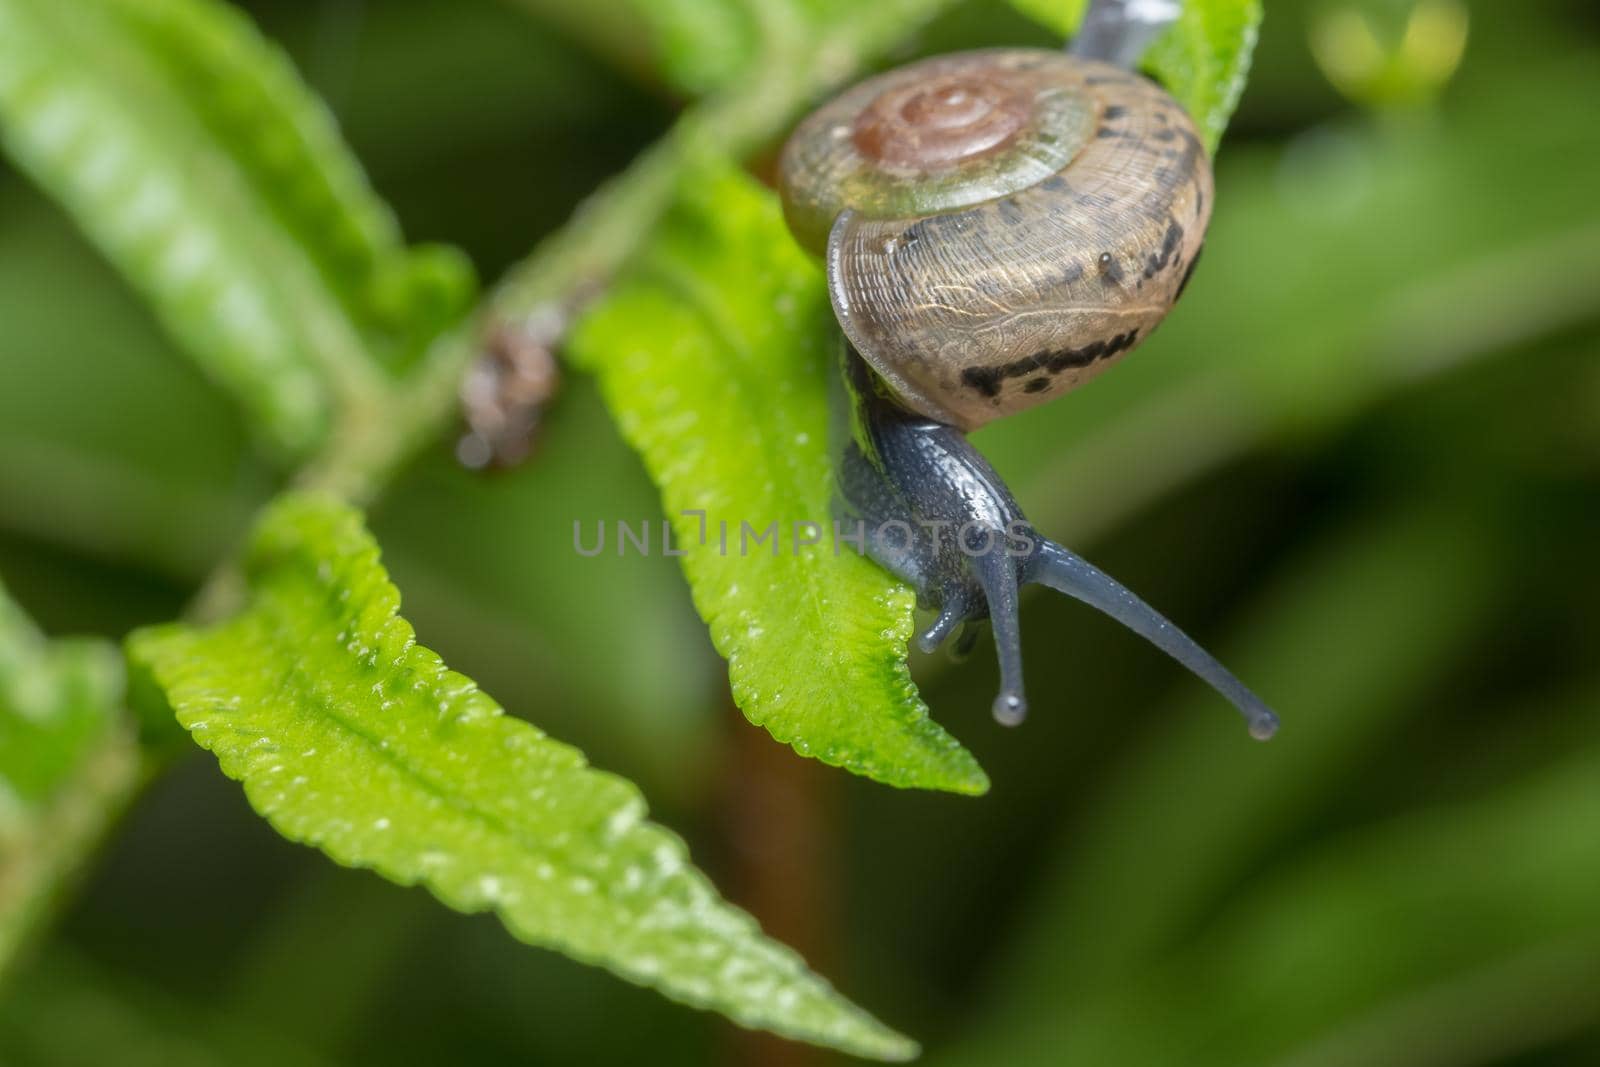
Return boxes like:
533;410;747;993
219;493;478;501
775;16;1278;739
780;49;1212;431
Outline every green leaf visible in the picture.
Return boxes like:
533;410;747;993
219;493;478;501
125;493;918;1061
1009;0;1262;151
0;580;137;973
1144;0;1262;150
0;0;476;454
567;163;987;796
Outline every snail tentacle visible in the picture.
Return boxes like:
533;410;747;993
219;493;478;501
1071;0;1182;68
915;595;968;654
972;538;1028;726
1025;542;1281;739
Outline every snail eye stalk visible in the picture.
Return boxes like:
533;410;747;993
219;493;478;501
1025;539;1280;740
1072;0;1182;67
972;544;1028;726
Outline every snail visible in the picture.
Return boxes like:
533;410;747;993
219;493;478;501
777;0;1280;738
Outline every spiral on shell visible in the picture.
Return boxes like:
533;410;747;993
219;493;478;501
779;48;1213;431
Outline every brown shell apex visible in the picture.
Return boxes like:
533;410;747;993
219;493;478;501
851;76;1032;169
781;49;1214;431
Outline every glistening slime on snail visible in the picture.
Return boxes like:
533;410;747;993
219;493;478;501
776;0;1280;739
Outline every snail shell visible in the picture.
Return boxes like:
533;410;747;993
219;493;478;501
779;48;1213;431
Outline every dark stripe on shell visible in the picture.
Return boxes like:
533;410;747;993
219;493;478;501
960;328;1142;396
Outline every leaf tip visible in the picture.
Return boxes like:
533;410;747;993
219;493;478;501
867;1032;923;1063
913;754;992;798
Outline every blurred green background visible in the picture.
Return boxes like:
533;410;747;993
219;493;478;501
2;0;1599;1063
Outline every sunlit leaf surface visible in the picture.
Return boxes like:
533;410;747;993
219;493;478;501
569;165;989;795
126;494;917;1061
